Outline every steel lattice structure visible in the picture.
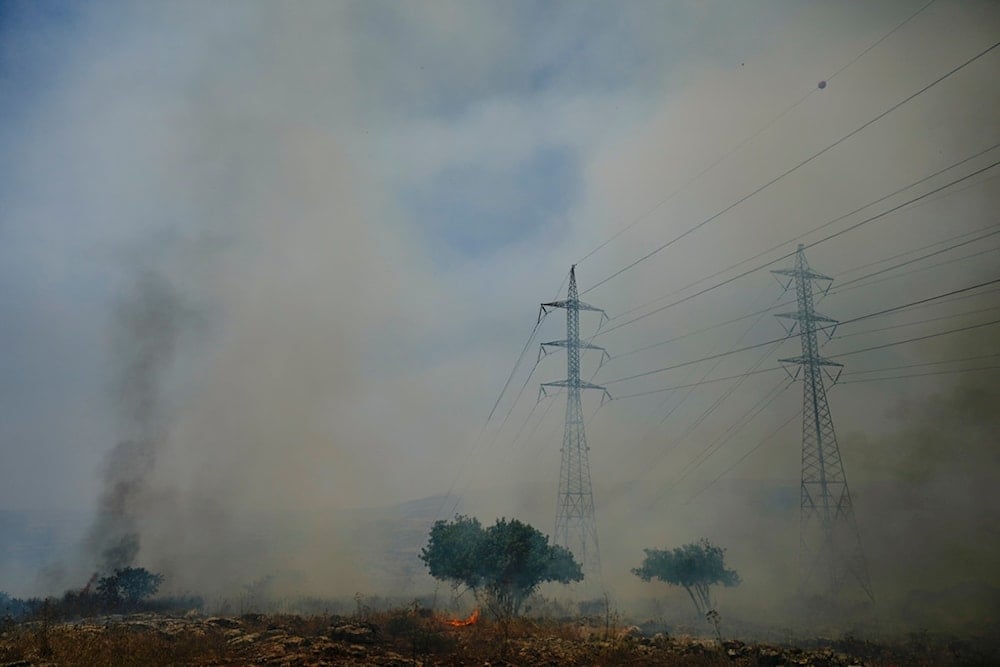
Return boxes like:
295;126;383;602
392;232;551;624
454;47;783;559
539;265;609;578
773;245;874;602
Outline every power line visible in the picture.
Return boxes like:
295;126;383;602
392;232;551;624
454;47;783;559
572;1;937;268
834;228;1000;289
831;244;1000;296
826;0;938;80
670;378;789;483
434;272;568;520
610;224;1000;360
610;144;999;323
608;147;999;324
834;219;1000;279
606;287;789;496
607;149;1000;331
613;367;783;400
615;350;1000;401
832;304;1000;341
683;409;802;505
634;337;784;483
828;317;1000;360
581;38;1000;296
680;360;1000;503
596;158;1000;338
615;285;784;479
841;352;1000;376
604;277;1000;385
610;336;997;508
616;350;1000;408
837;364;1000;384
646;379;793;509
661;346;786;476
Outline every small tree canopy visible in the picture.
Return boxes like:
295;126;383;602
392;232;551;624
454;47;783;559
419;515;485;591
632;538;739;616
96;567;164;606
420;515;582;622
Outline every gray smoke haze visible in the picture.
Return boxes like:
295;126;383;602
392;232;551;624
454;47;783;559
1;0;998;633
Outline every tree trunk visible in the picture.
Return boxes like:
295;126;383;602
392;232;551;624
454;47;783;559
683;586;704;615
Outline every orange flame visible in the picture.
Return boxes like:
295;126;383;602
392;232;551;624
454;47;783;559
443;608;480;627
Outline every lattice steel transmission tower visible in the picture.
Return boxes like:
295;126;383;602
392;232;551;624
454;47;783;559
773;245;873;602
538;265;610;578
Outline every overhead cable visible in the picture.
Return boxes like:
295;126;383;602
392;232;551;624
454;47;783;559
582;38;1000;295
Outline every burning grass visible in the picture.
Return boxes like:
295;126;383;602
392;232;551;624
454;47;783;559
441;607;480;627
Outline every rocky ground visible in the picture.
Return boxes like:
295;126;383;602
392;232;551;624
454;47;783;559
0;611;994;666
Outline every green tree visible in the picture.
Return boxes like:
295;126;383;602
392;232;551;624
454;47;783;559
96;567;164;607
420;516;582;624
419;515;484;590
632;538;740;616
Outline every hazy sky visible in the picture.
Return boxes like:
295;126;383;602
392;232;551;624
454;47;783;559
1;0;998;605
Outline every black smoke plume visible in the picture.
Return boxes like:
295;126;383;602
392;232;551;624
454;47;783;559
85;270;185;573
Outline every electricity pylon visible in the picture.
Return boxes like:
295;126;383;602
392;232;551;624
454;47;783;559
773;245;873;602
538;265;609;578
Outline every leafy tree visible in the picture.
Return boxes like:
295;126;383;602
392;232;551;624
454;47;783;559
632;538;740;616
420;515;485;590
96;567;164;607
420;515;582;624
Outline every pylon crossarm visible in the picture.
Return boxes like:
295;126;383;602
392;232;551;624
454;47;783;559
779;355;842;367
772;272;794;291
772;267;833;282
541;379;608;392
576;300;606;316
776;311;837;323
538;385;559;400
541;299;570;311
774;313;799;335
779;363;802;381
541;339;607;353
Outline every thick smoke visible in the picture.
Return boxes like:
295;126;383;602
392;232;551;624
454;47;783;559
85;270;186;573
845;369;1000;628
0;1;997;632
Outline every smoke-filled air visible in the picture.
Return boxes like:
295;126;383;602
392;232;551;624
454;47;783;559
1;0;999;660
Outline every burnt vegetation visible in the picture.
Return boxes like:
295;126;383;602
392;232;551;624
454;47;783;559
1;567;199;623
2;601;998;666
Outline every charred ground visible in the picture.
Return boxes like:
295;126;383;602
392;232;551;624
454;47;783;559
2;606;999;666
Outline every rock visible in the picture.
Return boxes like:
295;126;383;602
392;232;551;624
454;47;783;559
757;646;785;666
205;616;242;629
619;625;643;639
227;632;260;647
330;622;377;644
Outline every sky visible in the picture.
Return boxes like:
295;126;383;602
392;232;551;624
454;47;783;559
1;0;998;620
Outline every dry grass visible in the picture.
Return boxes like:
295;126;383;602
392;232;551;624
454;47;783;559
0;621;230;666
2;609;996;666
